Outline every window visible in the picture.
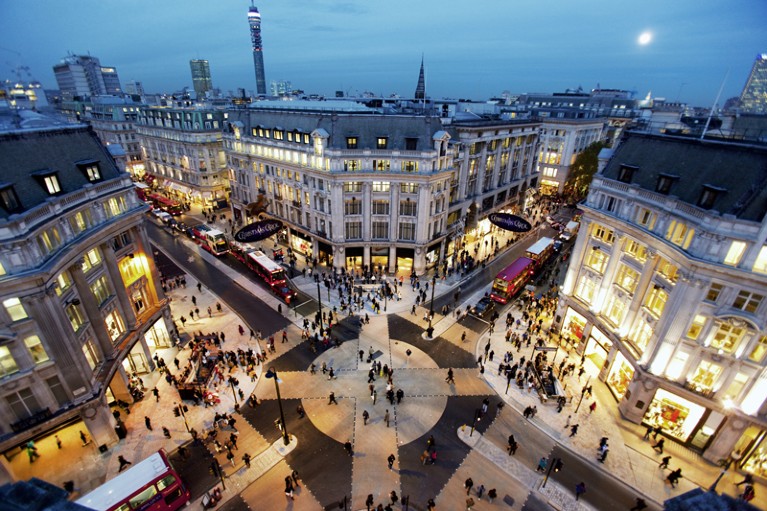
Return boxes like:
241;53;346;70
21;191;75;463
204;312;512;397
68;210;93;235
81;248;102;273
372;200;389;215
586;247;609;274
748;336;767;363
46;376;69;406
372;221;389;239
575;274;598;304
636;208;656;229
656;258;679;284
77;161;102;182
399;200;417;216
733;291;763;313
592;224;615;244
724;241;746;266
5;388;40;419
723;373;749;401
372;181;390;193
665;220;694;249
24;335;49;364
0;346;19;377
698;185;725;209
398;222;416;241
43;174;62;195
623;239;648;263
105;309;125;342
753;245;767;275
374;160;390;172
344;200;361;215
710;322;745;353
665;351;689;380
54;271;73;296
405;137;418;151
343;182;362;193
615;264;639;293
690;361;722;392
603;294;627;326
400;183;418;194
3;297;28;321
684;314;707;340
617;164;637;183
656;174;677;194
346;137;358;149
377;137;388;149
706;283;723;303
345;222;362;240
402;161;418;173
66;303;86;332
82;338;100;370
90;276;111;306
343;160;361;172
37;227;62;255
630;319;653;355
0;184;22;213
644;285;668;317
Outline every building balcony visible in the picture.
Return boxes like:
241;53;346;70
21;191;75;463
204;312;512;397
682;380;716;399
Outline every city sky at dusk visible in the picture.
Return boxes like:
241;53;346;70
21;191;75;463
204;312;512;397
2;0;766;106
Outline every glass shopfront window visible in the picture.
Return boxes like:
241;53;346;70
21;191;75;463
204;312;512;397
561;308;586;350
734;427;767;478
585;327;613;371
607;351;634;400
643;388;707;442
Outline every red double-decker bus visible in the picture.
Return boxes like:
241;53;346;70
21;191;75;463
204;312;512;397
76;449;189;511
245;250;297;303
490;257;535;304
147;193;183;216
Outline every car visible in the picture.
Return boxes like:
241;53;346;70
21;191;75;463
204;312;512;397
471;296;496;318
553;240;564;252
173;221;189;234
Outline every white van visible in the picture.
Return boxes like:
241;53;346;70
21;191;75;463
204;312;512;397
559;221;580;241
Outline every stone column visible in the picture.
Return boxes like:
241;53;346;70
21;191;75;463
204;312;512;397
618;371;658;423
702;415;749;464
134;225;165;305
110;366;134;403
80;397;118;449
70;264;114;359
100;242;137;329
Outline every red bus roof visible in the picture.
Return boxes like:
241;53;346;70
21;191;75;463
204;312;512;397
496;257;534;281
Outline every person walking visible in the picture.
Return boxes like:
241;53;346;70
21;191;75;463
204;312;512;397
588;401;597;414
446;368;455;384
508;434;518;455
291;470;301;488
569;424;579;437
117;455;132;472
387;453;396;470
242;453;251;468
80;430;90;446
362;410;369;425
55;435;62;449
575;482;586;501
344;441;353;456
145;416;153;430
659;456;671;469
652;438;665;454
26;441;40;463
384;409;390;427
152;387;159;402
488;488;497;503
536;457;548;472
643;425;654;440
630;497;648;511
598;446;609;463
162;427;171;438
284;478;295;500
464;477;474;495
328;392;338;405
666;468;682;487
476;484;485;499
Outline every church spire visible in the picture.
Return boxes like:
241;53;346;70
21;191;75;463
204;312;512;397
414;55;426;100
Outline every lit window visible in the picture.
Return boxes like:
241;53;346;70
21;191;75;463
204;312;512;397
705;282;723;302
24;335;49;364
346;137;358;149
592;224;615;244
37;227;62;255
710;322;745;353
586;247;609;274
81;248;102;273
82;338;100;370
636;208;656;230
105;309;125;342
603;294;627;326
665;220;694;249
402;161;418;173
748;336;767;363
400;183;418;194
90;276;111;306
0;261;5;276
66;303;86;332
630;319;653;355
54;271;73;296
374;160;390;172
614;264;639;293
656;258;679;284
753;246;767;275
68;210;92;235
644;285;668;318
723;372;749;401
43;175;61;195
575;274;597;304
104;197;126;217
78;162;101;182
732;291;763;313
372;181;390;193
343;160;361;172
0;346;19;377
724;241;747;266
686;315;707;340
665;351;688;380
690;360;722;392
3;297;28;321
623;239;648;263
377;137;388;149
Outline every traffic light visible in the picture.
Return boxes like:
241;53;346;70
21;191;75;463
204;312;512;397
173;406;180;417
553;459;564;472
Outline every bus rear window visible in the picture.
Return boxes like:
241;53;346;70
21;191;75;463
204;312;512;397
129;486;157;508
163;488;184;505
157;475;177;491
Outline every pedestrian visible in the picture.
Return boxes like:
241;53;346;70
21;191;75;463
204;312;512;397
427;498;436;511
488;488;497;503
630;497;648;511
652;438;665;453
362;410;369;425
536;457;548;472
191;295;197;306
230;432;238;449
297;404;305;418
464;477;474;495
242;453;251;468
575;482;586;501
390;490;398;505
598;446;609;463
26;441;40;463
564;414;571;429
569;424;579;437
589;401;597;414
396;388;404;404
666;468;682;487
55;435;62;449
117;455;132;472
162;427;171;438
291;470;301;487
659;456;671;469
643;425;653;440
476;484;485;499
152;387;159;402
226;449;235;466
446;368;455;384
197;281;202;293
735;473;754;486
366;495;375;511
145;416;152;430
344;441;353;456
80;430;89;446
285;478;294;500
388;453;396;470
328;392;338;405
384;409;390;427
328;367;335;380
508;434;518;455
461;331;467;342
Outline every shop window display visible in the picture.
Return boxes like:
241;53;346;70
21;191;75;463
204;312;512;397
607;352;634;400
643;389;706;442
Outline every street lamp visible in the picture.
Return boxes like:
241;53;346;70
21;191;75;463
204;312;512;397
228;377;238;406
542;457;564;488
265;367;290;445
574;376;591;414
469;408;482;437
316;280;324;330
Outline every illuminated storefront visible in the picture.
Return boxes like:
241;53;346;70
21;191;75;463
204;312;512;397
561;307;586;351
371;247;389;271
734;427;767;478
607;351;634;400
643;389;707;442
585;327;613;371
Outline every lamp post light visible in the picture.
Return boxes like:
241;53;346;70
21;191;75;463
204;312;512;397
542;457;564;488
265;368;290;445
228;377;238;406
469;408;482;437
316;280;324;330
574;376;591;414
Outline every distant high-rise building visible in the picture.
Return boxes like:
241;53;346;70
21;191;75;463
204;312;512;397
190;59;213;98
53;54;122;100
248;3;267;95
414;57;426;100
270;80;292;97
124;80;145;96
739;53;767;114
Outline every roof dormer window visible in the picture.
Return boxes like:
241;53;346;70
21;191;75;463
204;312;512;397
656;173;678;195
32;170;62;196
617;164;638;184
0;183;22;213
698;184;726;210
76;160;102;182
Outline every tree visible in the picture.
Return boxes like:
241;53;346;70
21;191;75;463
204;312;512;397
564;141;607;201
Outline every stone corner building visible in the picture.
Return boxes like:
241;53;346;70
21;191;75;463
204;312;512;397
0;123;171;483
556;130;767;474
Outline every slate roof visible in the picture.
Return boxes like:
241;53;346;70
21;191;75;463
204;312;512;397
0;125;125;221
602;131;767;222
228;108;446;151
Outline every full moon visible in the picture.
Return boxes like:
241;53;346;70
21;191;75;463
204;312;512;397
638;31;652;45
